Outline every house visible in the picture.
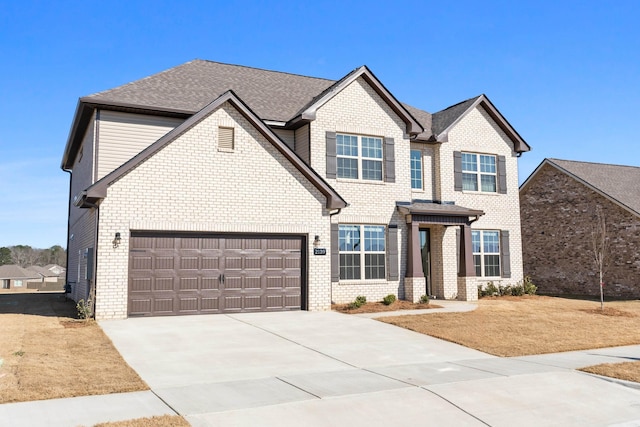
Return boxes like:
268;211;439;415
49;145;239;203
61;60;530;319
44;264;66;275
520;158;640;298
0;265;40;291
27;265;61;283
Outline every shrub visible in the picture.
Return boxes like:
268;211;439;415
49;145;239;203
498;284;512;296
419;294;430;304
382;294;396;305
348;295;367;309
76;299;93;320
511;284;525;296
523;276;537;295
479;281;499;297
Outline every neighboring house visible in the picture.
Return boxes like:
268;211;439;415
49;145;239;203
520;159;640;298
0;265;40;291
27;265;61;283
44;264;66;275
61;60;530;319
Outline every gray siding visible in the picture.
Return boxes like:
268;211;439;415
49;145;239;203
97;111;183;180
295;125;310;164
272;129;295;151
69;112;96;225
67;209;96;302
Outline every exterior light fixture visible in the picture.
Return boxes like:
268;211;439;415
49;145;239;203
313;235;321;247
113;232;122;248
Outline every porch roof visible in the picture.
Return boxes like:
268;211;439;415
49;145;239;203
397;201;485;218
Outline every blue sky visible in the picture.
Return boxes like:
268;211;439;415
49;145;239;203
1;0;639;248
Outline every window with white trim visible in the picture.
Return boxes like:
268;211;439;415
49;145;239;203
462;152;496;192
339;225;386;280
472;230;501;277
336;134;383;181
410;149;422;190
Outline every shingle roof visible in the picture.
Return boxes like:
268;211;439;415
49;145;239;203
84;59;335;122
547;159;640;216
0;264;40;280
431;96;481;135
27;265;58;277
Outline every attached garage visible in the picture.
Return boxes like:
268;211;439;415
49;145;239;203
128;232;306;316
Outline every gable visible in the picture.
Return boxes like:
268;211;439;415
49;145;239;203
448;105;516;155
77;92;346;210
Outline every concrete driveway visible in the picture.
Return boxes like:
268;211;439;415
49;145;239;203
101;311;640;426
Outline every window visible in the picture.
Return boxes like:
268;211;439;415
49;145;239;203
336;134;383;181
462;153;496;192
14;280;23;288
218;126;234;151
472;230;501;277
410;149;423;190
2;279;8;289
339;225;386;280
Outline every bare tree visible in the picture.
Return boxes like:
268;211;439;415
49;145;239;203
591;206;609;310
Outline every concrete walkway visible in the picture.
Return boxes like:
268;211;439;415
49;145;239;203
1;309;639;427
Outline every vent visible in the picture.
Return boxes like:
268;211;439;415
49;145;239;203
219;127;234;151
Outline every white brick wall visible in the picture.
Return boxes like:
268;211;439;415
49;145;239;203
94;102;332;319
310;77;414;304
438;105;525;292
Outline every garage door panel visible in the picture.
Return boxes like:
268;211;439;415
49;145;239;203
129;234;304;316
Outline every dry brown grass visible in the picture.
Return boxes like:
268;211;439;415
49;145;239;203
580;361;640;383
92;415;190;427
380;296;640;357
332;300;442;314
0;293;148;403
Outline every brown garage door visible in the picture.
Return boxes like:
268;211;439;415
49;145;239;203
128;233;305;316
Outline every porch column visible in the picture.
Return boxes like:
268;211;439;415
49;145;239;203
405;219;424;278
458;224;475;277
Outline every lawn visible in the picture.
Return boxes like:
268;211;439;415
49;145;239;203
0;292;148;404
379;296;640;382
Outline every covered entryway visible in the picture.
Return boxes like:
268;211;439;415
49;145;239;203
128;232;306;316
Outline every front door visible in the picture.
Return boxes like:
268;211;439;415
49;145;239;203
419;229;432;296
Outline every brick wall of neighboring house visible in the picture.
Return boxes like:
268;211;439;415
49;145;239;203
438;105;526;291
94;102;332;320
520;163;640;298
310;76;412;303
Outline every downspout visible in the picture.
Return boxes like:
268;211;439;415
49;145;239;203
329;208;342;217
62;168;72;294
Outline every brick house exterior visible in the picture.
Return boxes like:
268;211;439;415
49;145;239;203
520;159;640;298
61;60;531;319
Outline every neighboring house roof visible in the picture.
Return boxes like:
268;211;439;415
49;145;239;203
0;265;40;280
27;266;59;277
77;90;348;210
521;158;640;216
44;264;65;273
431;94;531;153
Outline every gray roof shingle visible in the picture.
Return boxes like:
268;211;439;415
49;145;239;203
0;264;40;280
85;59;336;122
431;96;481;135
548;159;640;215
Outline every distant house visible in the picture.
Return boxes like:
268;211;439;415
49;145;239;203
520;158;640;298
0;265;40;291
44;264;66;275
27;266;61;284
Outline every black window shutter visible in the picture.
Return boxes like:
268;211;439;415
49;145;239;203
326;131;337;179
500;230;511;278
331;223;340;282
453;151;462;191
387;225;398;280
384;137;395;183
497;155;507;194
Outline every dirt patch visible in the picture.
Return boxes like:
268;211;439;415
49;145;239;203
380;296;640;357
92;415;190;427
0;293;148;403
580;361;640;383
333;300;442;314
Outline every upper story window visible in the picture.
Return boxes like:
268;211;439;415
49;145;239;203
472;230;501;277
336;134;383;181
410;149;422;190
462;152;496;192
339;224;386;280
